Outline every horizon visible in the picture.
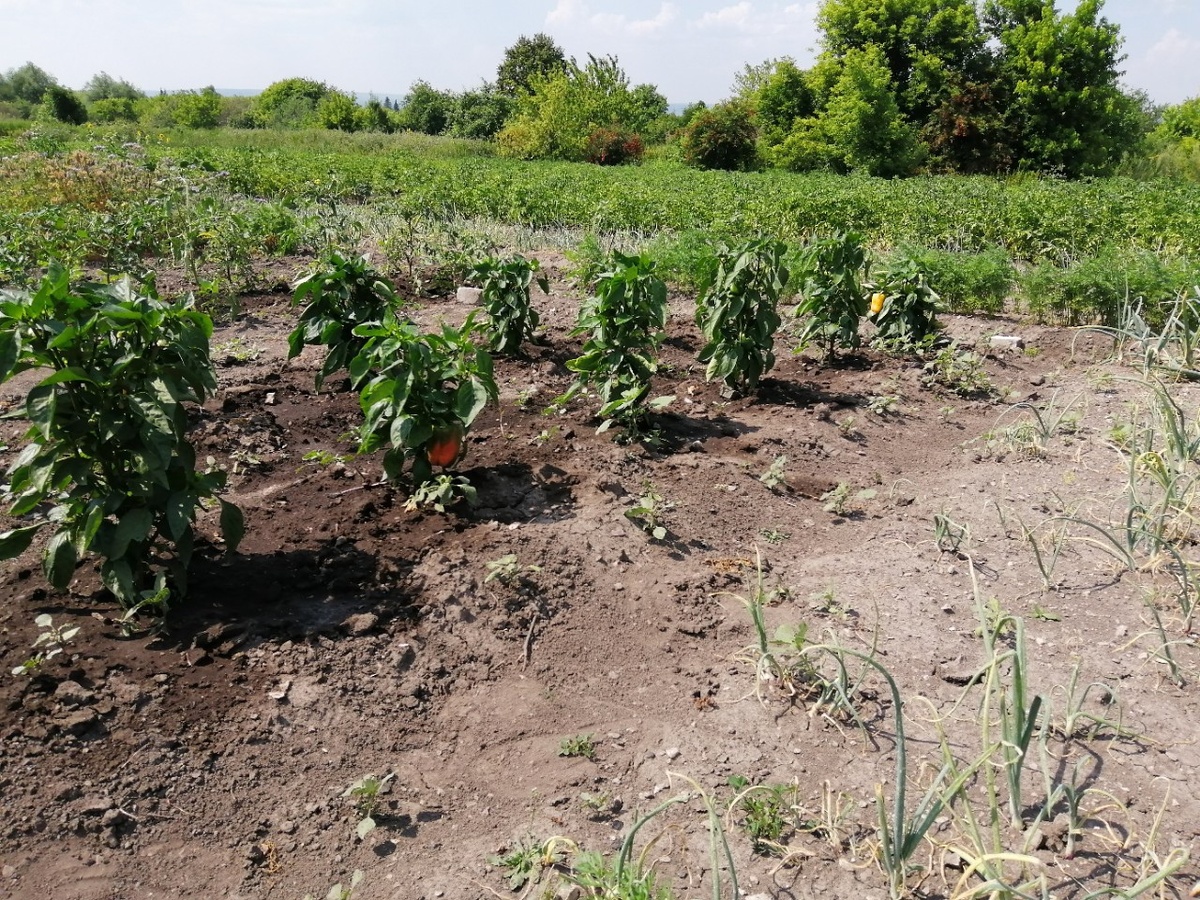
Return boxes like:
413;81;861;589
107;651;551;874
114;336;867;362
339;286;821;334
2;1;1196;108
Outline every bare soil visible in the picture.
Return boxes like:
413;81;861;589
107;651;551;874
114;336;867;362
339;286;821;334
1;256;1198;900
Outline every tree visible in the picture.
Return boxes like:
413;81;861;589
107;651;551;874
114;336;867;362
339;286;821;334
755;59;816;138
991;0;1140;175
447;83;513;139
84;72;144;102
173;87;222;129
315;90;359;131
771;47;923;177
397;81;453;135
815;0;986;125
496;33;570;96
0;62;58;112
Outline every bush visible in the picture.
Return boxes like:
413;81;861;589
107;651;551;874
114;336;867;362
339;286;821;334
902;246;1014;315
584;126;643;165
1019;247;1200;326
89;97;138;123
680;101;757;171
39;86;87;125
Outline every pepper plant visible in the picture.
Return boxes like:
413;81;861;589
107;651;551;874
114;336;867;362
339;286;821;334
793;231;870;360
559;251;672;437
0;264;243;608
472;254;549;356
288;251;402;389
695;238;789;395
351;311;497;505
869;249;943;351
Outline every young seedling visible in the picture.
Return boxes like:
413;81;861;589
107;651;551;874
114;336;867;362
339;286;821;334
624;483;674;541
11;614;81;676
489;836;576;891
343;773;394;841
484;553;542;586
303;871;364;900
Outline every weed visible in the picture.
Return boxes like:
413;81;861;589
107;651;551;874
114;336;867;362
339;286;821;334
213;335;264;363
303;870;363;900
405;474;477;512
867;394;900;415
759;527;790;545
728;776;792;855
821;482;876;516
759;455;789;491
558;734;596;760
921;343;992;396
489;836;575;891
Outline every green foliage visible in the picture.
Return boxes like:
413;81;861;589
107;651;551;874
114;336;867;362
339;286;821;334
316;91;359;132
495;33;570;97
921;343;992;395
352;311;497;490
252;77;332;128
816;0;987;124
446;83;513;139
89;97;139;124
754;59;816;138
680;100;758;172
1018;247;1200;326
868;248;943;349
288;252;402;389
0;265;243;607
396;81;453;135
0;62;57;106
695;238;789;393
793;231;870;358
558;734;597;759
497;55;664;162
815;46;926;176
901;246;1013;314
561;251;671;436
84;72;144;102
472;254;548;355
991;0;1140;176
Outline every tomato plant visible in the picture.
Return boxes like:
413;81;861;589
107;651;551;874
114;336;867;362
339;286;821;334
288;251;402;388
0;264;243;608
695;238;789;395
793;231;870;360
351;311;497;503
560;251;672;437
868;249;943;350
471;254;549;355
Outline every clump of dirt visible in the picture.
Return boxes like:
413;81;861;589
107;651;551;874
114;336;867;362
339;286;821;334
1;256;1197;900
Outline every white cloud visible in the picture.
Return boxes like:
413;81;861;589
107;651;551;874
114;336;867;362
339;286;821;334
695;1;817;37
1148;26;1200;57
547;0;678;36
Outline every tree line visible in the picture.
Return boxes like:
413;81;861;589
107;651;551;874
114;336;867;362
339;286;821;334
3;0;1198;180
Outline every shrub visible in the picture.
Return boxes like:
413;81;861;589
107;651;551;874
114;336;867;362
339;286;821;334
1019;247;1200;327
584;126;644;166
680;100;757;171
39;86;87;125
902;246;1014;315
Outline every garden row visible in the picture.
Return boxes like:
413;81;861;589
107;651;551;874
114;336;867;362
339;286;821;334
0;230;957;621
2;131;1200;326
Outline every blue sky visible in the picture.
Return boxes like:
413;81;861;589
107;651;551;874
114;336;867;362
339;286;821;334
1;0;1196;106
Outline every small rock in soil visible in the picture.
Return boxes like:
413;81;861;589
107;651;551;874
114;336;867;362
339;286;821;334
343;612;379;636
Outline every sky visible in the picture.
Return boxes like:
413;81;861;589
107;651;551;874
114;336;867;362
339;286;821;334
1;0;1197;107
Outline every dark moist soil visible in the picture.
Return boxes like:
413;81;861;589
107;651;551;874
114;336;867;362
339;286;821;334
1;254;1198;900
